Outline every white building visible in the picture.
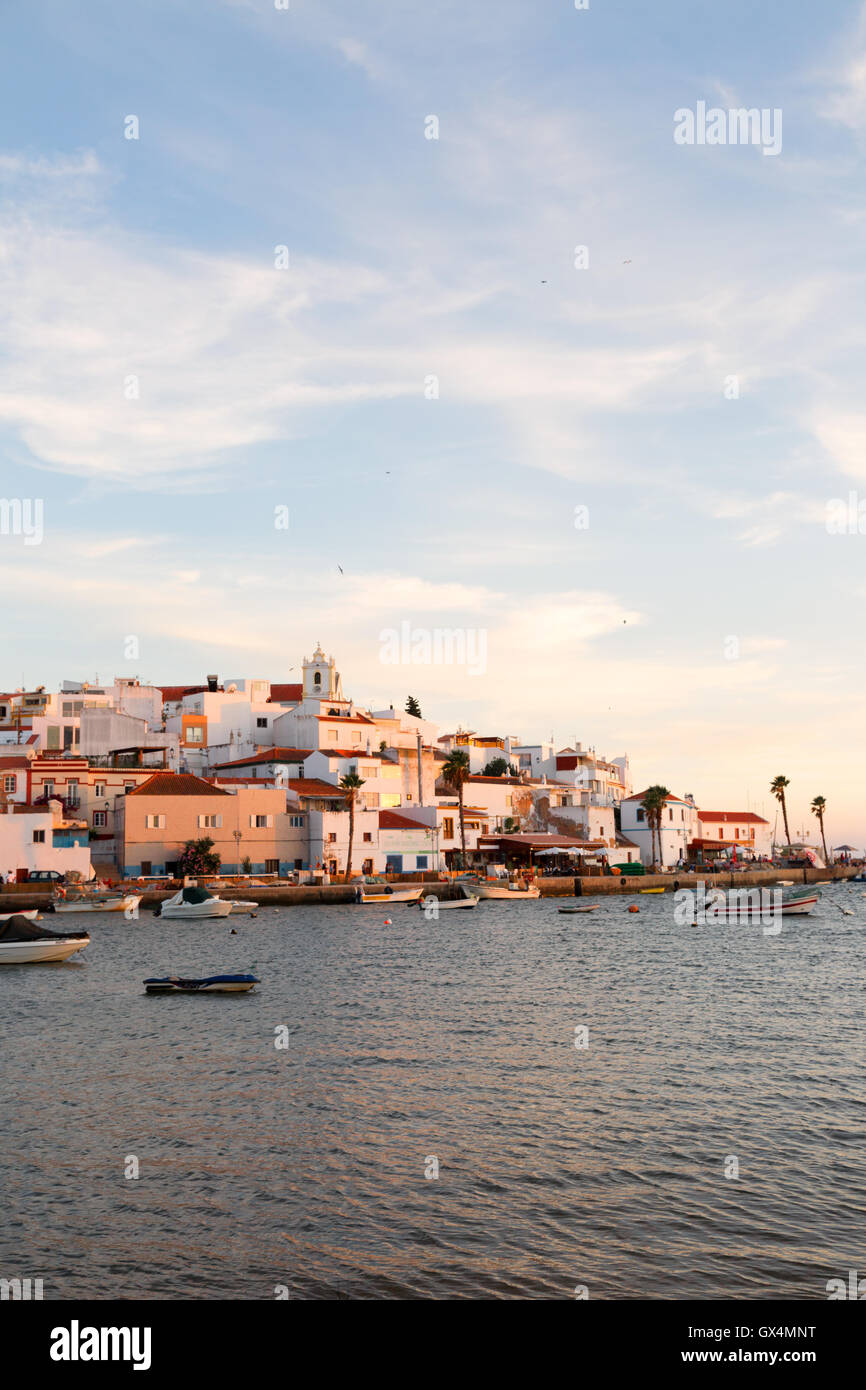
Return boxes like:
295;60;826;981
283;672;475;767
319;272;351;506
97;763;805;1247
0;800;92;882
620;791;700;867
696;811;772;860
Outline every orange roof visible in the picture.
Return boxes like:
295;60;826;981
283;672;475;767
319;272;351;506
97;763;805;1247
268;683;303;703
157;685;212;703
286;778;348;798
211;747;312;769
127;772;230;797
699;811;769;824
624;789;689;804
378;810;429;831
315;713;374;725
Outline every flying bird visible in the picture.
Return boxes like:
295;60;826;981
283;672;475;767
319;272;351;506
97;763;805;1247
337;565;343;574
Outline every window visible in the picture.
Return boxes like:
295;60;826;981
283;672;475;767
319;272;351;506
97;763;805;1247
145;814;166;829
186;726;204;743
417;855;428;869
328;832;337;843
43;781;54;798
63;726;74;750
3;775;15;793
443;817;454;839
256;718;267;728
265;859;279;873
94;783;105;798
668;809;673;821
249;814;273;829
363;832;372;842
33;829;46;843
198;814;223;828
636;808;645;822
719;829;724;839
93;811;107;828
289;815;304;828
67;779;79;801
327;730;338;743
314;672;321;687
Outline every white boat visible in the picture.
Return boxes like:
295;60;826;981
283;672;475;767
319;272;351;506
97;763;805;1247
558;904;600;914
352;878;425;904
694;891;818;922
52;893;141;915
0;914;90;963
475;883;541;900
227;899;259;913
419;888;479;911
156;886;234;920
0;909;40;924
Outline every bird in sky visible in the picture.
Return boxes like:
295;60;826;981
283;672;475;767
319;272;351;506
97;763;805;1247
337;565;343;574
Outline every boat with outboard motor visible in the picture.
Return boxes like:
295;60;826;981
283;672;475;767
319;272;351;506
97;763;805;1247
155;885;234;920
53;888;141;914
0;913;90;963
475;882;540;900
352;876;425;904
418;886;479;910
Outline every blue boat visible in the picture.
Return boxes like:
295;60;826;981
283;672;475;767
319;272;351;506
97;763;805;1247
143;974;259;994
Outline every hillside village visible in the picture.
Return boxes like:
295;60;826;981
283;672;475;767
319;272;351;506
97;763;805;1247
0;645;771;882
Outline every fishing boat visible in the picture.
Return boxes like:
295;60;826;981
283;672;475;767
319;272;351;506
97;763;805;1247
352;877;425;904
53;889;141;915
475;882;541;900
155;886;234;920
693;889;819;922
0;908;40;924
143;974;259;994
0;914;90;964
419;887;479;911
558;904;600;914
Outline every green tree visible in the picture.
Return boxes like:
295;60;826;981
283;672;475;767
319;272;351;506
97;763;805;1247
178;837;221;876
340;772;365;881
770;776;791;847
810;795;829;866
405;695;422;718
481;756;516;777
441;749;471;869
640;785;671;869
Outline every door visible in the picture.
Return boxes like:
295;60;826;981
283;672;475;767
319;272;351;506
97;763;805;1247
386;854;403;873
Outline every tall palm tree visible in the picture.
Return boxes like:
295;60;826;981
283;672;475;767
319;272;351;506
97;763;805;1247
770;776;791;847
441;749;471;869
339;772;365;881
641;785;671;869
810;796;829;866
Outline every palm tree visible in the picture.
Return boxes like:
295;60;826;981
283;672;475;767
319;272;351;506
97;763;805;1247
339;772;365;881
641;785;671;869
441;749;471;869
810;796;829;866
770;776;791;847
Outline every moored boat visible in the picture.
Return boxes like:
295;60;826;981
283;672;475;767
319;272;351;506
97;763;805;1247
143;974;259;994
475;883;540;900
352;877;425;904
156;886;234;920
558;904;600;914
53;892;141;915
0;914;90;964
419;887;479;910
0;909;40;924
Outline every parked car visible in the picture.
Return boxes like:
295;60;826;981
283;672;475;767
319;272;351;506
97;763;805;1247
26;870;68;884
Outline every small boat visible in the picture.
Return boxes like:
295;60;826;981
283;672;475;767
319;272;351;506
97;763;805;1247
475;883;541;900
143;974;259;994
53;892;141;915
419;888;479;910
0;914;90;964
156;886;234;920
640;887;665;894
0;909;40;924
776;880;795;887
558;904;600;914
693;890;819;922
353;878;425;904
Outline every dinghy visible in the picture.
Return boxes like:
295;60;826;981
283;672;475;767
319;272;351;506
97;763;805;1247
353;877;425;904
558;904;600;914
0;914;90;964
155;886;234;919
475;883;540;900
143;974;260;994
53;892;141;915
0;908;40;924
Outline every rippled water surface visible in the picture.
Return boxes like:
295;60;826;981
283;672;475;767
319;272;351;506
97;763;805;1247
2;887;864;1299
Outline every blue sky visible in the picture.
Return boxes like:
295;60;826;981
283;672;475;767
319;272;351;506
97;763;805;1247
1;1;865;843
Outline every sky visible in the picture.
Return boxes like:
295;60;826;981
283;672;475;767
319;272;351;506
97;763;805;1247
0;0;865;845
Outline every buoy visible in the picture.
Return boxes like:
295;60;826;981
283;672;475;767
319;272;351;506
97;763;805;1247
384;918;392;925
230;928;238;934
628;904;639;913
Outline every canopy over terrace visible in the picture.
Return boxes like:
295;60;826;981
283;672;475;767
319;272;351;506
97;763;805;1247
476;833;608;867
